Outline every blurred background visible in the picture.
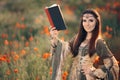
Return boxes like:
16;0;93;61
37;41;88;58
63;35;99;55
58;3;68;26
0;0;120;80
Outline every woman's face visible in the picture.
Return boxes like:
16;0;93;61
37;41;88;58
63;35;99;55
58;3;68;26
82;13;96;33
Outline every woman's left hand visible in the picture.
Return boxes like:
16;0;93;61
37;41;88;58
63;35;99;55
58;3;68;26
81;64;92;75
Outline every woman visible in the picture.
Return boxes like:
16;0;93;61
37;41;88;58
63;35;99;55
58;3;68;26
50;9;119;80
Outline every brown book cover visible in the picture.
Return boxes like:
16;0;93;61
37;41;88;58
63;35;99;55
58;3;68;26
44;4;67;30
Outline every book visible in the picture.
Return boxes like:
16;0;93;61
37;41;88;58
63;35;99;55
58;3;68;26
44;4;67;30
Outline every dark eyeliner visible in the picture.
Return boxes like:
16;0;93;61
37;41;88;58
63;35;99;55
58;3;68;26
89;19;93;22
83;20;86;22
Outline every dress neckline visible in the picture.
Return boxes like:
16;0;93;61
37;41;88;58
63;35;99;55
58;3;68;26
80;39;90;47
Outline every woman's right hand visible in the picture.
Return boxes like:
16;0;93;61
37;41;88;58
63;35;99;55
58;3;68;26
50;27;58;39
49;26;59;47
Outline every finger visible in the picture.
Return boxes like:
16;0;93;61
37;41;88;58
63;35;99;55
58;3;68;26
49;27;56;31
81;69;84;72
52;28;57;31
49;26;54;29
81;70;86;75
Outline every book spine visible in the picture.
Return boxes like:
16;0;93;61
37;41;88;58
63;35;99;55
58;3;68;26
44;8;55;28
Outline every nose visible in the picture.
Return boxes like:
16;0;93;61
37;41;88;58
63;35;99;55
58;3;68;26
86;21;89;26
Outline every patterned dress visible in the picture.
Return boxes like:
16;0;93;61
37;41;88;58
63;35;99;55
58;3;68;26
51;38;119;80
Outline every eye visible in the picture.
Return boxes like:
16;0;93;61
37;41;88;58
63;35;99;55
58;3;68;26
89;19;94;22
83;20;86;22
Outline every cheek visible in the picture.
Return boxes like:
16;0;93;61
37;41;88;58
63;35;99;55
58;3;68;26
91;26;95;31
82;22;86;26
92;22;96;27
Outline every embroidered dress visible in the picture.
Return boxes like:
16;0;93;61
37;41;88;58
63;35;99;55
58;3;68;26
69;44;95;80
51;38;119;80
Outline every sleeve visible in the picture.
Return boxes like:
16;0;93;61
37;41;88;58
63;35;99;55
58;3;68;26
50;37;74;80
92;39;114;79
51;39;72;60
51;35;76;60
96;39;113;59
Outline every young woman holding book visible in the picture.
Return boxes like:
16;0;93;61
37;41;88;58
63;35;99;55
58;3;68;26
49;9;119;80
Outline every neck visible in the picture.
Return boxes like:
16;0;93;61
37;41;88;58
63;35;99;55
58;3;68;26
86;32;92;40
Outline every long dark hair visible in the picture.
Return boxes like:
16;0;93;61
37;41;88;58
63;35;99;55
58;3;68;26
70;9;101;57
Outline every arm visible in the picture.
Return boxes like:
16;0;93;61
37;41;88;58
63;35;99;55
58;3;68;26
51;38;74;80
92;39;119;79
50;38;71;59
50;27;74;80
50;28;76;59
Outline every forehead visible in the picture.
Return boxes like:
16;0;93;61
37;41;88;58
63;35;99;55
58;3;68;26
82;14;95;19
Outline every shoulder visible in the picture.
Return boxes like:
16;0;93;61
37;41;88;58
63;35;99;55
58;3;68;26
96;38;105;43
69;34;77;43
96;38;106;46
95;38;108;50
95;39;113;58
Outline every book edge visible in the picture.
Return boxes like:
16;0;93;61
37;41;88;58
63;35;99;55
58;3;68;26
44;8;55;28
57;5;67;30
45;4;58;9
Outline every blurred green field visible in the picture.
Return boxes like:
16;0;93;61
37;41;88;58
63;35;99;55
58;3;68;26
0;0;120;80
